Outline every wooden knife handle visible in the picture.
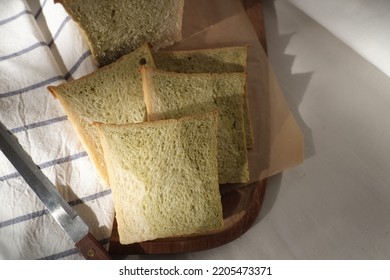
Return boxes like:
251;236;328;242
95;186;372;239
75;233;112;260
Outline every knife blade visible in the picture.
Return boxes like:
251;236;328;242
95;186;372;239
0;122;111;260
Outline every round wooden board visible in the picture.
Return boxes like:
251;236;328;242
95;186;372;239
109;180;267;255
108;0;267;256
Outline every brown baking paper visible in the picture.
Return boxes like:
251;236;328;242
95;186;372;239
165;0;304;183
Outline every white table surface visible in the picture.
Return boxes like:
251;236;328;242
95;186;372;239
260;0;390;259
124;0;390;260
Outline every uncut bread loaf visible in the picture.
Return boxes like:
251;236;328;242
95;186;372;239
153;46;254;148
47;44;155;186
94;111;223;244
55;0;184;66
142;67;249;184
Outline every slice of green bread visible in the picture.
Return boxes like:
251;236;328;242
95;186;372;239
47;44;155;186
55;0;184;66
142;67;249;184
94;111;223;244
154;46;248;73
153;46;254;148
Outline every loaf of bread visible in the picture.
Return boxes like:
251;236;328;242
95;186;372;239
47;44;155;185
153;46;254;148
94;111;223;244
142;67;249;184
55;0;185;66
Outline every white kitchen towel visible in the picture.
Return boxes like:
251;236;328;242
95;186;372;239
0;0;114;260
286;0;390;78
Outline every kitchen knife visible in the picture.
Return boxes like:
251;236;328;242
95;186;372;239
0;122;111;260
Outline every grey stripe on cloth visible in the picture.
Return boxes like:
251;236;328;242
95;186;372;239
0;209;47;229
0;49;91;98
68;189;112;207
0;0;49;25
39;238;111;260
0;51;92;98
9;116;68;133
34;0;48;19
0;171;24;182
0;75;64;98
39;248;79;260
48;16;71;47
64;50;92;80
37;151;88;169
0;16;71;62
0;41;47;62
0;151;88;182
0;10;33;26
0;189;111;229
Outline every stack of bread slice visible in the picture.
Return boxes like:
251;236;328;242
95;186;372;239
48;44;253;244
142;68;249;184
153;47;254;148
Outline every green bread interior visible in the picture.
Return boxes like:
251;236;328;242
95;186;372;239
64;0;182;66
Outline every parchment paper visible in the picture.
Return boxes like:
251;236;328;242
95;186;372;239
168;0;304;183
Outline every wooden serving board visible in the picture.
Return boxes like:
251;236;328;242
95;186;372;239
109;181;267;255
109;0;267;256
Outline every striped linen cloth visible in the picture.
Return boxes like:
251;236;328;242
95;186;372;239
0;0;114;259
